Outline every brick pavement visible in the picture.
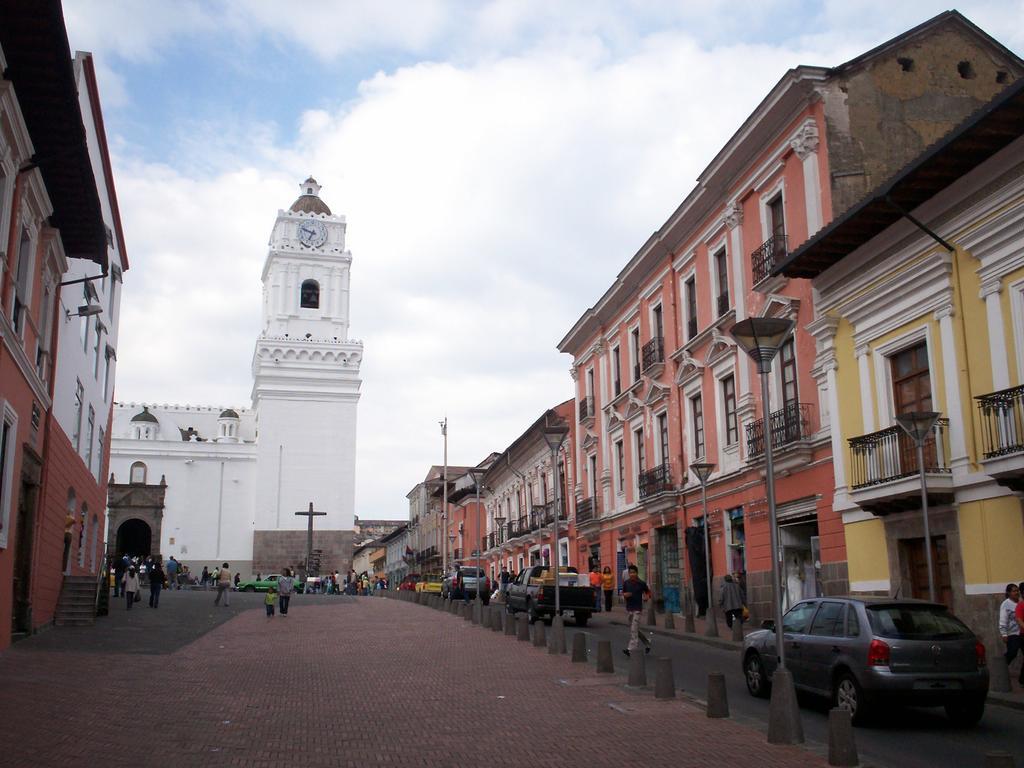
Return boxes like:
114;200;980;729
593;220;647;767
0;593;829;768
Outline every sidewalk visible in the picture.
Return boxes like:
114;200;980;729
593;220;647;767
585;603;1024;711
0;592;827;768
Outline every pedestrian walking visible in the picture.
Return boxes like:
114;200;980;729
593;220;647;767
499;566;511;599
621;564;651;656
113;555;125;598
278;568;294;615
999;583;1022;680
200;565;210;587
602;566;614;612
264;586;277;617
123;566;140;611
233;572;240;590
589;565;602;611
148;560;165;608
214;562;232;607
720;573;745;628
165;557;179;589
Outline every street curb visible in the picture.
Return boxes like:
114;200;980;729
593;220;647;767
986;692;1024;711
606;618;743;653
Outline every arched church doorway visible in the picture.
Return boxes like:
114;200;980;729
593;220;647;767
116;519;152;558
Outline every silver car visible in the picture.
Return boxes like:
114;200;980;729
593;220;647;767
742;597;989;726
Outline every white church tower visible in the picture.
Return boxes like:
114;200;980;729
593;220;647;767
251;178;362;532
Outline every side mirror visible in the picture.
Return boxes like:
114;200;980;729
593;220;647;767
761;619;775;631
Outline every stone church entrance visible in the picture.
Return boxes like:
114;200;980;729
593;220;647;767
116;519;153;558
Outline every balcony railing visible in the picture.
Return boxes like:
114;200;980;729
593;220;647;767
641;336;664;372
849;418;950;489
576;496;596;524
687;317;698;339
751;233;789;284
579;396;594;422
716;292;730;317
638;463;673;499
508;516;530;538
746;402;812;457
977;385;1024;459
530;502;567;530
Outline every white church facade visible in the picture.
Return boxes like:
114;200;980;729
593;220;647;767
107;179;362;578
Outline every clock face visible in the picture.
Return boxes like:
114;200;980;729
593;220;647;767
297;219;328;248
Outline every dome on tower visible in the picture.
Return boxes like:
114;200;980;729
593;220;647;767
130;406;158;423
289;176;331;215
219;408;239;419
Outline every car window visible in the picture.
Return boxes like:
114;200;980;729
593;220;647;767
846;607;860;637
866;605;973;639
809;601;845;637
782;602;817;634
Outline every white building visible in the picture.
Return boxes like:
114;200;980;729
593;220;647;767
107;179;362;576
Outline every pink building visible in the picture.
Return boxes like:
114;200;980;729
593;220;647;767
557;12;1021;619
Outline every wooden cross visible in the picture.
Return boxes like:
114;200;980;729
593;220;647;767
295;502;327;575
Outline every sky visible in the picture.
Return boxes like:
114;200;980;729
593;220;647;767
61;0;1024;521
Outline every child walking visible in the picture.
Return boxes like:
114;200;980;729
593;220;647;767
265;586;278;617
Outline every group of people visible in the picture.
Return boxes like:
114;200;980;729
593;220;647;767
999;581;1024;687
586;565;617;612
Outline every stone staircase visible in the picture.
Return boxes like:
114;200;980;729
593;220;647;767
54;575;99;627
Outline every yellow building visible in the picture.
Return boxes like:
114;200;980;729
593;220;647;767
778;78;1024;644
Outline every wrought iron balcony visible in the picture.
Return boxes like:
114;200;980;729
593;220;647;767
530;502;567;529
509;516;529;538
579;396;594;422
849;418;950;488
575;496;597;524
716;292;730;317
641;336;664;372
751;233;789;284
746;402;813;456
638;463;673;499
976;385;1024;492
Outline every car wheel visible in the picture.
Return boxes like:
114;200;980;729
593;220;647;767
575;613;589;627
743;652;770;698
944;696;985;727
832;671;868;725
244;585;255;593
527;601;539;624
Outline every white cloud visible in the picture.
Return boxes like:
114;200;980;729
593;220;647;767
87;1;1023;520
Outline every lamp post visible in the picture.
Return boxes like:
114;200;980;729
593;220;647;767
730;316;802;745
467;467;487;619
895;411;941;603
493;515;506;593
690;462;717;637
440;418;448;576
541;420;569;617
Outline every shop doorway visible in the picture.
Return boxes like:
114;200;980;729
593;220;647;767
656;526;680;613
11;459;41;636
780;520;820;611
115;519;152;558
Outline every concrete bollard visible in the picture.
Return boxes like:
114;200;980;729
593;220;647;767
471;602;481;625
549;615;567;654
827;708;859;767
706;672;729;718
533;621;547;648
571;632;587;663
683;589;696;633
989;648;1012;693
767;668;805;745
505;611;517;636
595;640;614;673
705;605;720;638
984;752;1017;768
449;599;458;615
731;617;744;642
517;614;531;642
493;607;504;632
627;651;647;687
480;605;491;629
645;601;657;627
664;611;676;630
654;657;675;699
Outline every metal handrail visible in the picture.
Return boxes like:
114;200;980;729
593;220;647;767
746;402;812;457
751;233;789;284
849;418;951;488
641;336;664;371
638;462;673;499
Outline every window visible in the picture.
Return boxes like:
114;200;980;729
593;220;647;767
780;338;797;408
540;474;548;504
615;440;625;493
300;279;320;309
108;269;119;323
77;503;88;567
612;346;621;397
768;194;786;241
657;413;669;467
691;394;705;457
782;601;817;634
0;410;15;549
92;322;103;379
685;276;697;339
586;368;594;399
846;607;861;638
11;228;32;334
630;328;641;383
652;304;664;340
72;380;85;451
715;249;729;316
130;461;147;485
722;375;737;446
891;342;932;414
588;454;597;498
809;601;845;637
85;406;95;470
634;427;645;481
96;427;105;482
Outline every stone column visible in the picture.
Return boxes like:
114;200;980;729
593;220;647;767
982;277;1009;392
790;119;823;237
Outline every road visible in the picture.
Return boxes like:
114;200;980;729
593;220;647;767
562;618;1024;768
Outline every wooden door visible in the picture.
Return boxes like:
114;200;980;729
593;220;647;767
891;343;936;471
903;536;952;606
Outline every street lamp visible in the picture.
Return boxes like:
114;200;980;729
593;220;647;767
895;411;941;603
690;462;718;638
440;418;448;577
730;316;801;745
541;421;569;616
466;466;487;621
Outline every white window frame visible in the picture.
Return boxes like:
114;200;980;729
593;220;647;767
871;324;937;429
681;269;698;341
0;403;17;549
654;409;669;467
649;300;664;341
710;356;739;464
587;453;597;498
707;237;729;313
628;324;641;384
558;537;570;568
611;344;622;396
631;422;645;495
682;377;704;460
614;436;625;496
759;178;787;245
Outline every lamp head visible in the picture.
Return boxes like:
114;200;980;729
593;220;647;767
728;317;794;373
690;462;716;485
541;421;569;452
493;516;506;526
894;411;940;443
466;467;486;487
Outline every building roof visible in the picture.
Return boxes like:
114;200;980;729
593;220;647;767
219;409;239;419
0;0;108;265
776;76;1024;279
130;407;158;424
289;176;331;215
